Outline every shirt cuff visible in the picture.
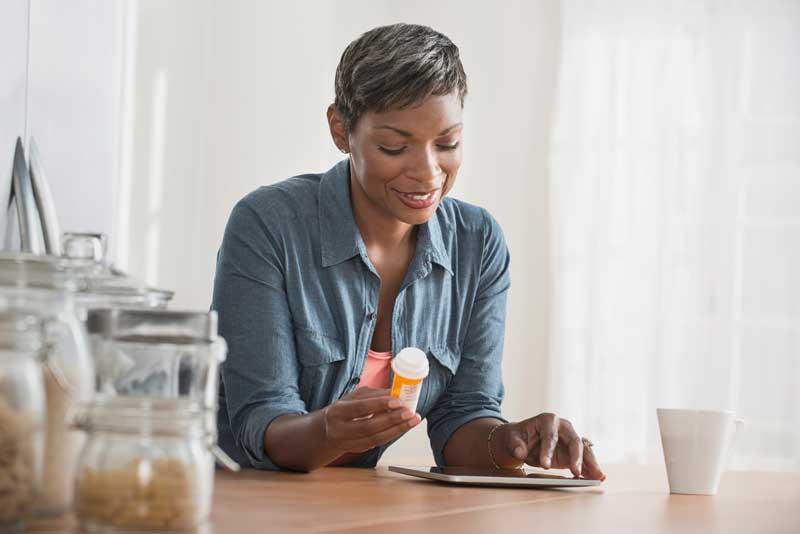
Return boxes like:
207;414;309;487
238;402;308;471
428;409;507;467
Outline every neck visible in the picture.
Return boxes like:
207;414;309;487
349;172;417;251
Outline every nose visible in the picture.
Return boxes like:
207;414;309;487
407;146;443;186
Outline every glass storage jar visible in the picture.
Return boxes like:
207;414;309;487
0;312;46;529
0;253;94;516
86;309;225;412
85;308;237;471
74;400;214;532
60;233;173;313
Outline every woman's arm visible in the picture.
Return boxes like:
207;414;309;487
427;209;512;467
433;209;604;479
263;411;334;472
214;198;309;471
265;388;420;472
448;413;606;479
443;417;523;469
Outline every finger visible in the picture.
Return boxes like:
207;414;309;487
582;442;606;481
345;407;416;438
508;432;528;461
559;419;583;477
527;442;568;469
335;396;401;419
523;435;541;466
342;413;422;452
537;413;559;469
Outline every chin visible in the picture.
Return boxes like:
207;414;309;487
396;205;438;226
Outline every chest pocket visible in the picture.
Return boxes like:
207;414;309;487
416;345;460;417
293;327;347;410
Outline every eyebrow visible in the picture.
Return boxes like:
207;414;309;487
374;123;463;137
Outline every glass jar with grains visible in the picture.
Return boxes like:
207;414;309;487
73;400;214;532
0;254;95;517
0;312;46;530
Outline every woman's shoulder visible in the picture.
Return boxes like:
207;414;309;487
235;172;324;224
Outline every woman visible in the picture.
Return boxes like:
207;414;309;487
212;23;605;479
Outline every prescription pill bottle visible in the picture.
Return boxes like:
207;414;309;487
390;347;429;413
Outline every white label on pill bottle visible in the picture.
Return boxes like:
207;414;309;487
398;383;422;413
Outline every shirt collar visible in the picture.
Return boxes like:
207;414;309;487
318;159;453;275
318;159;361;267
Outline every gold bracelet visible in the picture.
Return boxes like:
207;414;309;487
487;423;507;470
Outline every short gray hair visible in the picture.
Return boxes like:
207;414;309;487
334;23;468;131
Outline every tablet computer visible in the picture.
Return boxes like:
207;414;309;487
388;466;602;488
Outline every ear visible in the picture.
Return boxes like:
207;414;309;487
327;104;350;154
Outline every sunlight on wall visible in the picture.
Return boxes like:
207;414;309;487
113;0;138;271
144;69;167;285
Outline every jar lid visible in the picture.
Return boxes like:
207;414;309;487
59;232;174;306
0;252;82;291
86;308;219;344
0;311;43;351
0;237;173;308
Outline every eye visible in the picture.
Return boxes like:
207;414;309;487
378;146;407;156
436;142;460;151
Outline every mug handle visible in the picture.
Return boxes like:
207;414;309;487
733;418;745;443
725;418;745;469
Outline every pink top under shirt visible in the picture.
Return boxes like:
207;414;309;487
327;349;393;466
356;349;392;389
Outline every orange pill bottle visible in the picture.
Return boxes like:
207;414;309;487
390;347;429;413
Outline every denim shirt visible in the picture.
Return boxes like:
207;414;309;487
212;159;510;470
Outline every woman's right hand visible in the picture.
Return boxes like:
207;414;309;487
322;387;422;453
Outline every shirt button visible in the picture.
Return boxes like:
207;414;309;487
351;377;360;386
367;312;376;321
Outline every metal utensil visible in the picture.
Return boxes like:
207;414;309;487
9;137;46;254
28;138;62;256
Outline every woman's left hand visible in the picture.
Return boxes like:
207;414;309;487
494;413;606;480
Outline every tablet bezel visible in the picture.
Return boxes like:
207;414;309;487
388;465;602;488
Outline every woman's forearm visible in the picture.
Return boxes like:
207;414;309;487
443;417;523;469
264;410;342;472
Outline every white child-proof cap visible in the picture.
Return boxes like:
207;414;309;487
391;347;429;380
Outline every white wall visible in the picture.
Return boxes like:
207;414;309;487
120;0;561;463
0;0;31;240
0;0;121;253
26;0;123;245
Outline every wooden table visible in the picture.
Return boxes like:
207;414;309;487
29;464;800;533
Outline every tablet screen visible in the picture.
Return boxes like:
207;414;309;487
429;467;576;479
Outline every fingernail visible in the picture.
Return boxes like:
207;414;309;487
401;410;413;420
514;446;525;458
388;399;401;408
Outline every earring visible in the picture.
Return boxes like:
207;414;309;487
340;148;348;154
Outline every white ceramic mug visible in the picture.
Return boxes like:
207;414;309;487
656;408;744;495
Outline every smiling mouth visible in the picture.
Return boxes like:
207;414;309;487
394;189;438;201
392;188;440;209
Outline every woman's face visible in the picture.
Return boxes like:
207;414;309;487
341;93;463;227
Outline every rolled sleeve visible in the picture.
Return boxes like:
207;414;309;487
427;209;510;466
213;199;307;470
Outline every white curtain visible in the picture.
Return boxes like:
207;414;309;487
550;0;800;470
